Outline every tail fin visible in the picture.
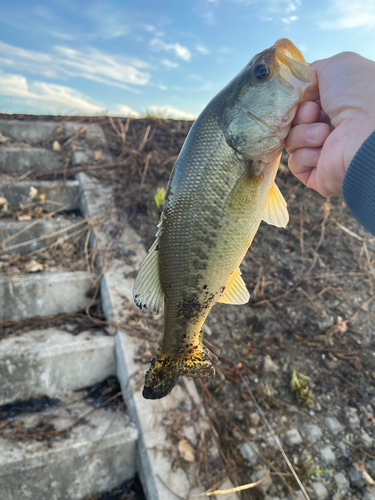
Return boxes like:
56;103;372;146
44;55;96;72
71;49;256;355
142;345;215;399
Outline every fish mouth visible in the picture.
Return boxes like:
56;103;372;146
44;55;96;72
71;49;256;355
272;38;318;101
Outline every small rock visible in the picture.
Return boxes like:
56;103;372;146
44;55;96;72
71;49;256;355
265;496;280;500
232;428;242;440
250;412;260;426
177;439;195;462
363;490;375;500
202;324;212;336
334;472;349;493
346;409;360;429
369;460;375;471
361;430;373;447
311;482;329;500
332;493;343;500
320;446;336;465
286;429;303;445
250;467;272;494
338;441;349;458
349;466;366;488
239;442;259;465
318;315;334;330
324;416;344;434
305;424;323;443
263;354;279;373
288;492;306;500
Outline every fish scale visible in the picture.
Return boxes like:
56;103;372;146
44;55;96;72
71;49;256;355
133;38;318;399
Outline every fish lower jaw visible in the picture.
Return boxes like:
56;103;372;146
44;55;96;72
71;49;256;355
251;142;284;162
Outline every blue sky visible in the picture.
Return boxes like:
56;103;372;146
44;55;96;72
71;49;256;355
0;0;374;118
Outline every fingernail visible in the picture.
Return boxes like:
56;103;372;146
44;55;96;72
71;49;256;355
307;124;321;142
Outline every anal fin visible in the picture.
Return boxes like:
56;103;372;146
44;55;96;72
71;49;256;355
219;268;250;305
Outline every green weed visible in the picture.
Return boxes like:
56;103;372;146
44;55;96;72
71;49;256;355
291;370;313;407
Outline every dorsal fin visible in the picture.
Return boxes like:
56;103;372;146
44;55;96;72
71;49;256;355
262;182;289;228
219;268;250;305
133;238;164;315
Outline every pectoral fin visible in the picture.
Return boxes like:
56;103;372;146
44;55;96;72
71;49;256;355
262;182;289;228
219;268;250;305
133;238;164;314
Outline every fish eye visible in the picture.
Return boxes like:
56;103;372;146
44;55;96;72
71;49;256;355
252;63;271;82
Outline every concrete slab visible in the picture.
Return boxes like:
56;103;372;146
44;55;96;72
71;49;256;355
0;180;80;212
64;124;112;165
0;120;59;143
0;392;138;500
0;271;94;322
63;123;108;145
0;328;115;405
0;216;84;254
0;147;63;175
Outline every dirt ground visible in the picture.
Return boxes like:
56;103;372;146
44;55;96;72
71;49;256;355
2;114;375;499
104;117;375;500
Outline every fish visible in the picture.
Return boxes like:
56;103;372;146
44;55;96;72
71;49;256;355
133;38;318;399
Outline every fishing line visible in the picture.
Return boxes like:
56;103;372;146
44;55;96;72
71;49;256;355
235;366;311;500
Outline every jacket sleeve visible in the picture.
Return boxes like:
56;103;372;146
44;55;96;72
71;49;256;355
342;130;375;236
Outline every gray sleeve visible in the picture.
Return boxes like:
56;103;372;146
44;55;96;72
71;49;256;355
342;130;375;236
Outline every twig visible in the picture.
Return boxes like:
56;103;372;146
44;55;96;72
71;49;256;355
0;203;73;246
236;366;311;500
203;471;270;496
0;219;88;253
156;475;187;500
138;124;151;152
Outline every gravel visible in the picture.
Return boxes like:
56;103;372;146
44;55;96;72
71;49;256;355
334;472;350;493
286;428;303;445
311;482;329;500
324;417;345;434
305;424;323;443
320;446;336;465
239;442;259;465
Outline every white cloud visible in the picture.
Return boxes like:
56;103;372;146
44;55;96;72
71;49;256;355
197;0;302;22
150;38;191;61
319;0;375;29
0;70;105;114
146;105;196;120
55;46;149;86
195;45;210;55
0;41;150;90
86;3;131;39
161;59;179;68
109;104;140;117
281;15;298;24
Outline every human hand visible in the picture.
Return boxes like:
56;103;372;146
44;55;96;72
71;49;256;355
285;52;375;197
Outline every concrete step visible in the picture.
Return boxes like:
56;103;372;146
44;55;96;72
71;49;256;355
0;216;85;255
0;389;138;500
0;147;63;175
0;120;61;143
0;271;94;322
0;328;115;405
0;121;111;168
0;180;80;212
0;120;108;146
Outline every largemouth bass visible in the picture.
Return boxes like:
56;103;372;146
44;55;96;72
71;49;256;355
133;39;317;399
